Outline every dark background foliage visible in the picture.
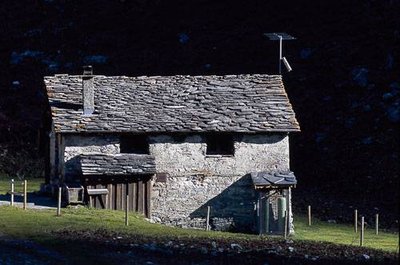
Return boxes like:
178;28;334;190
0;0;398;226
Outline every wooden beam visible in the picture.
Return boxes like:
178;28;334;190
87;188;109;195
116;183;121;210
206;206;211;231
125;193;129;226
133;181;137;212
57;187;62;216
56;134;64;186
360;216;365;246
145;178;151;218
138;179;144;214
49;126;56;184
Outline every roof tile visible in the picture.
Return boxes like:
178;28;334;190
45;74;300;133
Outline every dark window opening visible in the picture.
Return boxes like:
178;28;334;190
120;135;149;154
206;134;234;156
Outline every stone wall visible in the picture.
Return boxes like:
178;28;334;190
63;135;120;181
149;133;290;231
149;134;289;176
151;174;256;231
58;133;291;232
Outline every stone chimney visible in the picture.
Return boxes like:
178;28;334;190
82;65;94;115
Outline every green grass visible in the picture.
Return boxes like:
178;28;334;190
0;206;253;241
0;174;42;195
0;206;398;253
294;216;399;252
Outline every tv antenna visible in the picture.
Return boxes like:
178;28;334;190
264;32;296;74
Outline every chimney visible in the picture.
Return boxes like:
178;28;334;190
82;65;94;115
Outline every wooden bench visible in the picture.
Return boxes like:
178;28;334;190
87;188;109;209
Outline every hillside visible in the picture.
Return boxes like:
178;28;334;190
0;0;399;226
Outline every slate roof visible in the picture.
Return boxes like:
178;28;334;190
251;171;297;189
80;154;156;176
45;74;300;133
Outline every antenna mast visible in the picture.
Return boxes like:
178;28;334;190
264;33;296;74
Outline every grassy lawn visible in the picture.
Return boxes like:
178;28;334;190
294;216;399;252
0;175;397;254
0;206;398;253
0;174;42;195
0;206;254;242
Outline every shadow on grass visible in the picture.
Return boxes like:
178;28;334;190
0;192;57;208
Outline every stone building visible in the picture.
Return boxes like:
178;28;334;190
44;69;300;234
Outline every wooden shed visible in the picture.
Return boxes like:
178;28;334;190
78;154;155;217
251;171;297;235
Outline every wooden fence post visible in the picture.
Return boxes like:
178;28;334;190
265;198;270;234
57;187;62;216
284;211;288;239
308;205;311;226
23;180;27;210
10;179;14;206
206;206;211;231
354;209;358;233
375;214;379;235
360;216;365;246
125;194;129;226
256;200;261;235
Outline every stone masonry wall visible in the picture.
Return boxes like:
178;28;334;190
58;133;291;232
63;135;120;181
149;134;290;231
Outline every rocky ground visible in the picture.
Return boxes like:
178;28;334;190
1;231;398;265
57;229;399;264
0;0;399;226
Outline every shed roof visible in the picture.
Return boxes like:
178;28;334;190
45;74;300;133
80;154;156;176
251;171;297;189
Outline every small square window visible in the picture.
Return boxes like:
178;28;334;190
206;134;234;156
120;135;149;154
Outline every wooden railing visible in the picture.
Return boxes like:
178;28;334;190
9;179;28;210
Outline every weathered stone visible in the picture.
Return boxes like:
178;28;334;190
63;135;119;181
149;133;290;232
44;74;300;133
80;154;156;176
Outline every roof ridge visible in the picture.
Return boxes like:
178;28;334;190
45;73;282;79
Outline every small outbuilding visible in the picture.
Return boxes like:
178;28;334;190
43;69;300;233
